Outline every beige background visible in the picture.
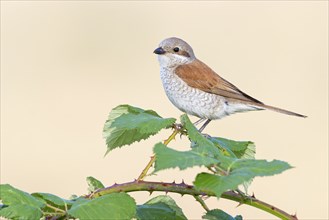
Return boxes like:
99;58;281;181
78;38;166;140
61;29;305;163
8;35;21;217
1;1;328;219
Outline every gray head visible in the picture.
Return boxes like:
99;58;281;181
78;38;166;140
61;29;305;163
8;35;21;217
153;37;196;68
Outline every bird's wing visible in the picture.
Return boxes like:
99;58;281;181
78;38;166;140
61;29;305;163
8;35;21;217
175;59;263;104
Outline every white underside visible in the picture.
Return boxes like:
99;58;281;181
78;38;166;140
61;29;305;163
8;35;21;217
160;66;260;120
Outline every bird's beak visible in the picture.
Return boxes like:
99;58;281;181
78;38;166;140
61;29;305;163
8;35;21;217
153;47;166;55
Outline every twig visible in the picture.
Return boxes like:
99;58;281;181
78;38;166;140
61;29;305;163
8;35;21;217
45;204;66;214
137;155;156;181
194;195;210;212
137;124;182;181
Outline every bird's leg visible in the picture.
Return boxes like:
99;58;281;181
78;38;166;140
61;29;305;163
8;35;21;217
193;118;206;126
198;119;212;132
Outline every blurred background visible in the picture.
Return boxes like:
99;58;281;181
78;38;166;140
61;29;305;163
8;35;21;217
1;1;328;219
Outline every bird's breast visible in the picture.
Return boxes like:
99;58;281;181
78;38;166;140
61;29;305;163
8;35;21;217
159;67;228;119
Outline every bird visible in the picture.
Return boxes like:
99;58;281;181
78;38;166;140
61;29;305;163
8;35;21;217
153;37;306;132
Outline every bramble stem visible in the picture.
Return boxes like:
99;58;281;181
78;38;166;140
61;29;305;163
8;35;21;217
194;195;210;212
46;204;66;214
137;155;156;181
137;124;182;181
89;180;297;220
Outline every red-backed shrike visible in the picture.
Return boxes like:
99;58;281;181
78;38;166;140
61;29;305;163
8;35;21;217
154;37;306;131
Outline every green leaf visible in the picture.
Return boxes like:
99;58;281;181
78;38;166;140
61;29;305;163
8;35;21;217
0;204;42;220
86;176;105;193
32;192;73;210
207;136;256;192
194;159;292;197
154;115;245;172
103;105;176;154
0;184;45;208
153;143;220;172
69;197;89;209
180;115;233;169
208;137;255;159
207;137;256;193
136;195;187;220
136;203;175;220
180;114;254;162
68;192;136;219
146;195;187;220
180;114;219;156
202;209;243;220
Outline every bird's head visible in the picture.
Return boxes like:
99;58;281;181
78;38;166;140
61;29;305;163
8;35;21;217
154;37;196;68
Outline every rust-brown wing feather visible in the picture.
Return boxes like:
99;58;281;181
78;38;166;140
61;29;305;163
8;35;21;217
174;59;306;117
175;59;263;104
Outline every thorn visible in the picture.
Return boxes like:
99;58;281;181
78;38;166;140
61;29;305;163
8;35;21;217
202;195;210;200
291;212;298;219
181;179;185;185
149;191;153;195
165;191;168;195
236;202;243;208
251;192;256;198
172;180;176;184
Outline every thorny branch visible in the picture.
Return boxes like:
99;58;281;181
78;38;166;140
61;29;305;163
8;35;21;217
88;180;298;220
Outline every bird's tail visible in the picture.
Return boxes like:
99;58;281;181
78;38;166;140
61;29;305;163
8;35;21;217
258;104;307;118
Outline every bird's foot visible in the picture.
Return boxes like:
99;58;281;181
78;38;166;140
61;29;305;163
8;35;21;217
198;119;212;133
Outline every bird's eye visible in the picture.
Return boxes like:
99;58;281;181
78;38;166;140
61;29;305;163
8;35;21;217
173;47;180;52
